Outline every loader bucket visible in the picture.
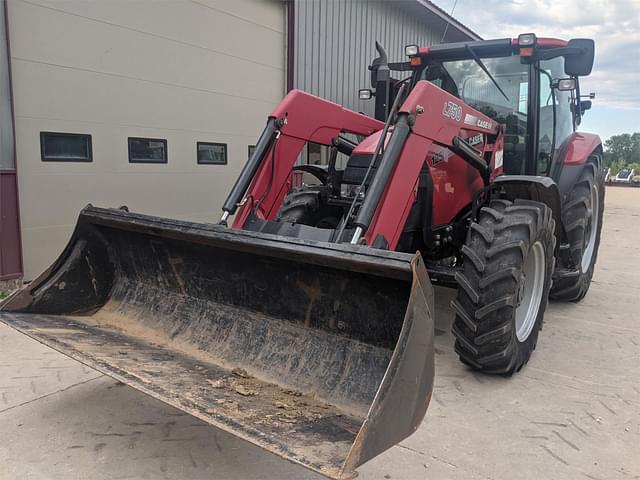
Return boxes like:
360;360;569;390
0;206;434;479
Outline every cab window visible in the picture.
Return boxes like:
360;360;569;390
538;57;574;174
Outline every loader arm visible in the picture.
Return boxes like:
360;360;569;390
364;81;503;248
231;81;502;251
230;90;383;228
356;80;502;249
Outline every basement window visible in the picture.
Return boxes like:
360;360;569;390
40;132;92;162
197;142;227;165
128;137;167;163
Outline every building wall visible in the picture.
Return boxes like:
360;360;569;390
293;0;448;116
7;0;286;279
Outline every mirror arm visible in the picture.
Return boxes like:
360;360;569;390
388;62;413;72
570;77;582;127
536;46;583;61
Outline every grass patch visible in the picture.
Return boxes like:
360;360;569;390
0;290;8;300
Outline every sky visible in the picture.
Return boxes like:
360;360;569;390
430;0;640;142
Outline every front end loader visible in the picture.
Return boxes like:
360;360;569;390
1;33;602;478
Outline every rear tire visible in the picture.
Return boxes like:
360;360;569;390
550;163;605;302
452;199;556;375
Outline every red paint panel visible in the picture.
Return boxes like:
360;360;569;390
510;37;568;48
559;132;602;165
536;38;569;48
0;170;22;279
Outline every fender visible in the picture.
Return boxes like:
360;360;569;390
493;175;562;249
558;132;602;166
551;132;603;198
292;165;328;184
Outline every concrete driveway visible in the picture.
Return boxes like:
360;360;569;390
1;186;639;480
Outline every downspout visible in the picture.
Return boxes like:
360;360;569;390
286;0;295;92
0;0;23;281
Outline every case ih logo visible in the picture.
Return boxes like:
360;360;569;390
464;113;492;130
442;101;462;121
468;133;484;146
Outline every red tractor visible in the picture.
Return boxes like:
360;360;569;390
1;34;603;478
223;33;604;373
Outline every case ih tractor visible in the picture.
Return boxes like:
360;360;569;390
1;34;603;478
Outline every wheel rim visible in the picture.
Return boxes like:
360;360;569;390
581;183;599;272
515;241;546;342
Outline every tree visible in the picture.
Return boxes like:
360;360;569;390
610;158;626;176
604;132;640;167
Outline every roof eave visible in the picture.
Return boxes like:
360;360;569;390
412;0;483;42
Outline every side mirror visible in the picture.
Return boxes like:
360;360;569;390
359;89;374;100
564;38;595;76
580;100;592;114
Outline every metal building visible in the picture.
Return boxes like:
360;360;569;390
291;0;480;114
0;0;478;282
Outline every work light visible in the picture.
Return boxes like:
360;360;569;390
518;33;536;46
359;89;373;100
556;78;577;91
405;44;419;56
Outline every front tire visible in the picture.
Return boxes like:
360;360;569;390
452;199;556;375
550;162;605;301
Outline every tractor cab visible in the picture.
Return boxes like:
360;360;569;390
364;34;595;181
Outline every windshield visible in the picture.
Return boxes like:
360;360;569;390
415;54;530;174
416;55;527;119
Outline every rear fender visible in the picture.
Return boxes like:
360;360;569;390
557;132;602;166
551;133;603;197
492;175;562;249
